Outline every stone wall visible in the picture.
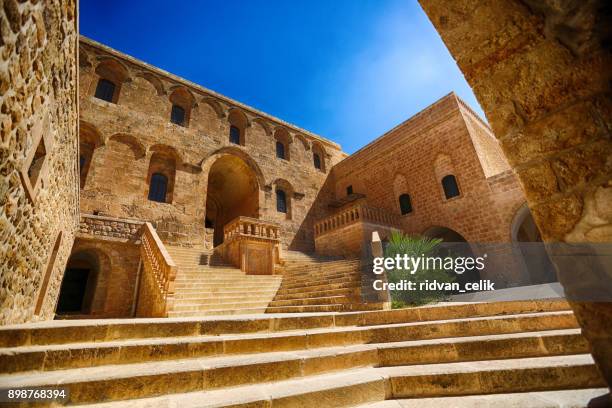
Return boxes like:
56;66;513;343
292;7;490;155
331;93;526;244
0;0;79;325
78;37;346;252
69;237;140;317
418;0;612;384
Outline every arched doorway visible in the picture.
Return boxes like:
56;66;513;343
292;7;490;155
511;204;557;284
56;252;99;315
423;226;480;291
205;154;260;246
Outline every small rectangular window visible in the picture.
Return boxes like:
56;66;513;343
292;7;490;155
276;190;287;213
94;79;116;102
346;185;353;196
230;125;241;145
170;105;186;126
276;141;286;159
313;153;321;170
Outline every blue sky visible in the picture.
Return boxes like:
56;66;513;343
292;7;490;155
80;0;485;154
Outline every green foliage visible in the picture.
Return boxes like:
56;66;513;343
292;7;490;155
384;231;455;307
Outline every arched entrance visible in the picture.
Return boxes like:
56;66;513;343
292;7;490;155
423;226;480;291
511;204;557;284
205;154;260;246
56;252;99;315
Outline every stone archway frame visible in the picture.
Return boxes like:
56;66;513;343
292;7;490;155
59;247;112;316
200;146;268;220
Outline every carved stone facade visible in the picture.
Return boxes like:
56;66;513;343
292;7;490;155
78;37;345;253
0;0;79;325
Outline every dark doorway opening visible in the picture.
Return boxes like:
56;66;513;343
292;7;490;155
56;268;91;313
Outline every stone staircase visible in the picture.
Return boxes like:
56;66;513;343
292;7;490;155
0;300;607;407
166;246;282;317
267;251;384;313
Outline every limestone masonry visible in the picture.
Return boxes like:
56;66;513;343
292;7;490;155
1;1;610;403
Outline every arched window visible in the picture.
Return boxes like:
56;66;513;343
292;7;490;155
276;189;287;213
399;194;412;215
148;173;168;203
229;125;241;145
276;141;286;159
442;175;460;199
94;78;116;102
313;153;321;170
170;104;186;126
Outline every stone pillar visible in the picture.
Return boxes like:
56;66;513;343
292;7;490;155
418;0;612;384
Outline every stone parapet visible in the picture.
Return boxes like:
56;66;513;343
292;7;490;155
78;214;143;242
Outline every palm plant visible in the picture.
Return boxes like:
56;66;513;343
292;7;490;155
383;231;455;307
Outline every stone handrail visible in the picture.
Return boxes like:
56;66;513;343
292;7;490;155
224;216;281;242
314;202;402;237
137;222;177;317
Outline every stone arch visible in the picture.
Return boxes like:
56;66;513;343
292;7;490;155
135;72;165;96
56;248;111;315
294;134;311;151
107;133;146;159
393;173;413;215
311;140;327;172
79;121;104;189
273;127;292;161
511;203;557;284
227;108;250;146
95;57;131;83
271;178;295;219
168;87;196;127
201;146;267;189
203;150;262;246
149;144;183;164
201;97;226;118
146;150;176;204
422;225;480;290
253;118;272;136
79;121;104;147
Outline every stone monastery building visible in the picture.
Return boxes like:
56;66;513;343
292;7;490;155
2;2;610;404
3;35;548;323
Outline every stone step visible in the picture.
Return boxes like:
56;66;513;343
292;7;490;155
269;295;357;307
279;275;361;290
168;308;270;317
274;286;360;301
0;327;585;374
174;288;280;296
173;296;276;305
0;301;572;346
355;389;610;408
281;268;361;280
10;354;602;406
266;303;382;313
1;329;598;406
175;292;279;301
276;280;361;295
174;282;281;290
172;301;273;312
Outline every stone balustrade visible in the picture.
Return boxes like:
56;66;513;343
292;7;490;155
314;202;402;238
221;216;282;275
224;216;281;242
136;222;177;317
